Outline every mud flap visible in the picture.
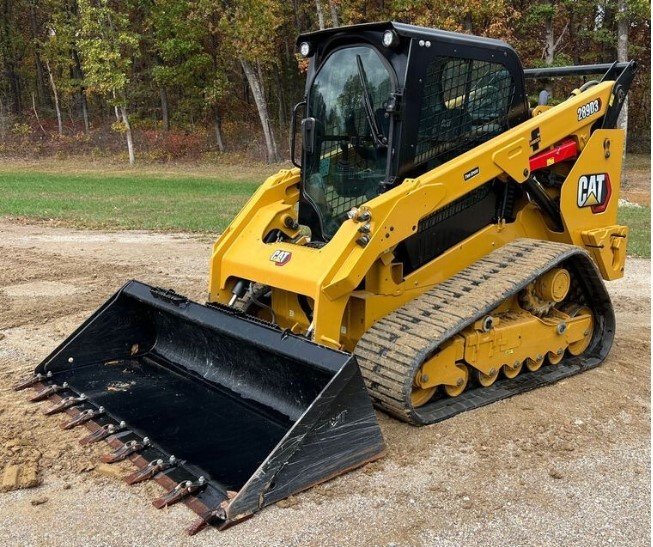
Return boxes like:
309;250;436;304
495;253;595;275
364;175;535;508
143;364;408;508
27;280;385;532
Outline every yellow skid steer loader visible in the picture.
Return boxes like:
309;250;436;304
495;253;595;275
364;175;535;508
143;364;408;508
15;22;635;534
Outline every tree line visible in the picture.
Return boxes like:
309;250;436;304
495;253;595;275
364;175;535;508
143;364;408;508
0;0;649;164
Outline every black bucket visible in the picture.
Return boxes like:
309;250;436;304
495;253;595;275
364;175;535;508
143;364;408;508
31;280;385;532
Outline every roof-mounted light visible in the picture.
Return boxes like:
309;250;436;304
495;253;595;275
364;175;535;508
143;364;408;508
382;29;399;48
299;41;313;58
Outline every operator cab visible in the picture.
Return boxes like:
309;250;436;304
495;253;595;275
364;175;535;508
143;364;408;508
294;22;529;242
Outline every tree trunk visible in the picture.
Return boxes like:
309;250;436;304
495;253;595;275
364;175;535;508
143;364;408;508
112;90;121;122
544;15;554;64
72;48;89;133
31;92;46;134
120;103;135;165
67;102;76;131
80;91;90;133
28;2;48;107
463;12;472;33
543;2;555;96
240;58;281;163
214;108;225;152
0;98;6;141
274;69;286;130
328;0;339;27
0;98;9;142
159;87;170;130
616;0;628;142
315;0;325;30
1;0;22;113
45;59;63;136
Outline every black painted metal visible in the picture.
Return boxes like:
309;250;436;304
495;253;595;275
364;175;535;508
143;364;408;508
34;280;385;525
600;61;637;129
523;62;631;79
394;181;499;275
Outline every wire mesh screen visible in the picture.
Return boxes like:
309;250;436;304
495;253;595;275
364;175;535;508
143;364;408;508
413;57;515;169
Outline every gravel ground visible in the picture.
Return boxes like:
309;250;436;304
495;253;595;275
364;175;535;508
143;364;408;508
0;219;649;546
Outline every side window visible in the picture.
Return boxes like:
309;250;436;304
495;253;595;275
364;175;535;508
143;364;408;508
414;56;515;169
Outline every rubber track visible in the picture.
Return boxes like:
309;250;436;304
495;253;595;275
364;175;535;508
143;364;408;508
355;239;615;425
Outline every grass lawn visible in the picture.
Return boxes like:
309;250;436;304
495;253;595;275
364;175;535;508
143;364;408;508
0;169;266;232
0;161;649;258
619;205;650;258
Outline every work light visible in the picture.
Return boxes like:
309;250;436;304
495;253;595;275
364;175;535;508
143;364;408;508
299;41;312;57
382;29;399;48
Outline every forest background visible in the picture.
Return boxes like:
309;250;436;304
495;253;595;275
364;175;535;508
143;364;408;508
0;0;649;165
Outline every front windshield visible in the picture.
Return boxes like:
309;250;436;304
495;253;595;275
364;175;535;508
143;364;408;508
305;46;392;238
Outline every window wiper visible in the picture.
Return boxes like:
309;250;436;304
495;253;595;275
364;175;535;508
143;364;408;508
356;55;387;148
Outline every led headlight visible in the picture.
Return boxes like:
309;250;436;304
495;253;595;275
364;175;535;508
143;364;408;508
382;29;399;48
299;41;312;57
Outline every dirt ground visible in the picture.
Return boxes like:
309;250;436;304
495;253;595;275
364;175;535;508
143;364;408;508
622;155;652;207
0;218;649;547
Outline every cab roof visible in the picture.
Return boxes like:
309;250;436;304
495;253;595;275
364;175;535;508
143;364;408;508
297;21;515;54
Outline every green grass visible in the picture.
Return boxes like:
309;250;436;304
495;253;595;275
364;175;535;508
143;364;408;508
0;168;649;258
0;170;261;232
618;205;651;258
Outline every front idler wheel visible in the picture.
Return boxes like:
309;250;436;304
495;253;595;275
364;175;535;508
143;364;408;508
564;305;595;356
410;385;437;407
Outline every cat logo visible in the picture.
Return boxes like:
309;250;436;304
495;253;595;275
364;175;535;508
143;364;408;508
270;249;292;266
577;173;611;214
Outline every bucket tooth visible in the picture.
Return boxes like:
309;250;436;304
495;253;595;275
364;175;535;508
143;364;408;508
43;395;86;415
29;382;68;402
100;438;149;463
124;456;177;485
79;421;127;445
152;477;206;509
187;507;227;536
13;371;52;391
61;406;104;430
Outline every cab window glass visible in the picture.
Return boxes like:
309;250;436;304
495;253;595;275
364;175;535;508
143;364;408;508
304;46;392;238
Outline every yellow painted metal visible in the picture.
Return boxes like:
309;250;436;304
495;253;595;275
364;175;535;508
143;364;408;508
525;355;545;372
534;268;571;303
558;129;627;280
503;361;523;379
415;337;466;389
566;305;594;355
581;225;628;280
417;304;593;391
476;368;500;387
207;80;626;352
548;350;564;364
270;289;311;333
410;385;437;407
443;365;469;397
461;310;591;375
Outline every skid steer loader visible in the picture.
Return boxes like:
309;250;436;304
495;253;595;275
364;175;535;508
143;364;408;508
15;22;635;534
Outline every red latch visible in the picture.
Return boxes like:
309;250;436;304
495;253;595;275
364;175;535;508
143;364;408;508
529;138;578;172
